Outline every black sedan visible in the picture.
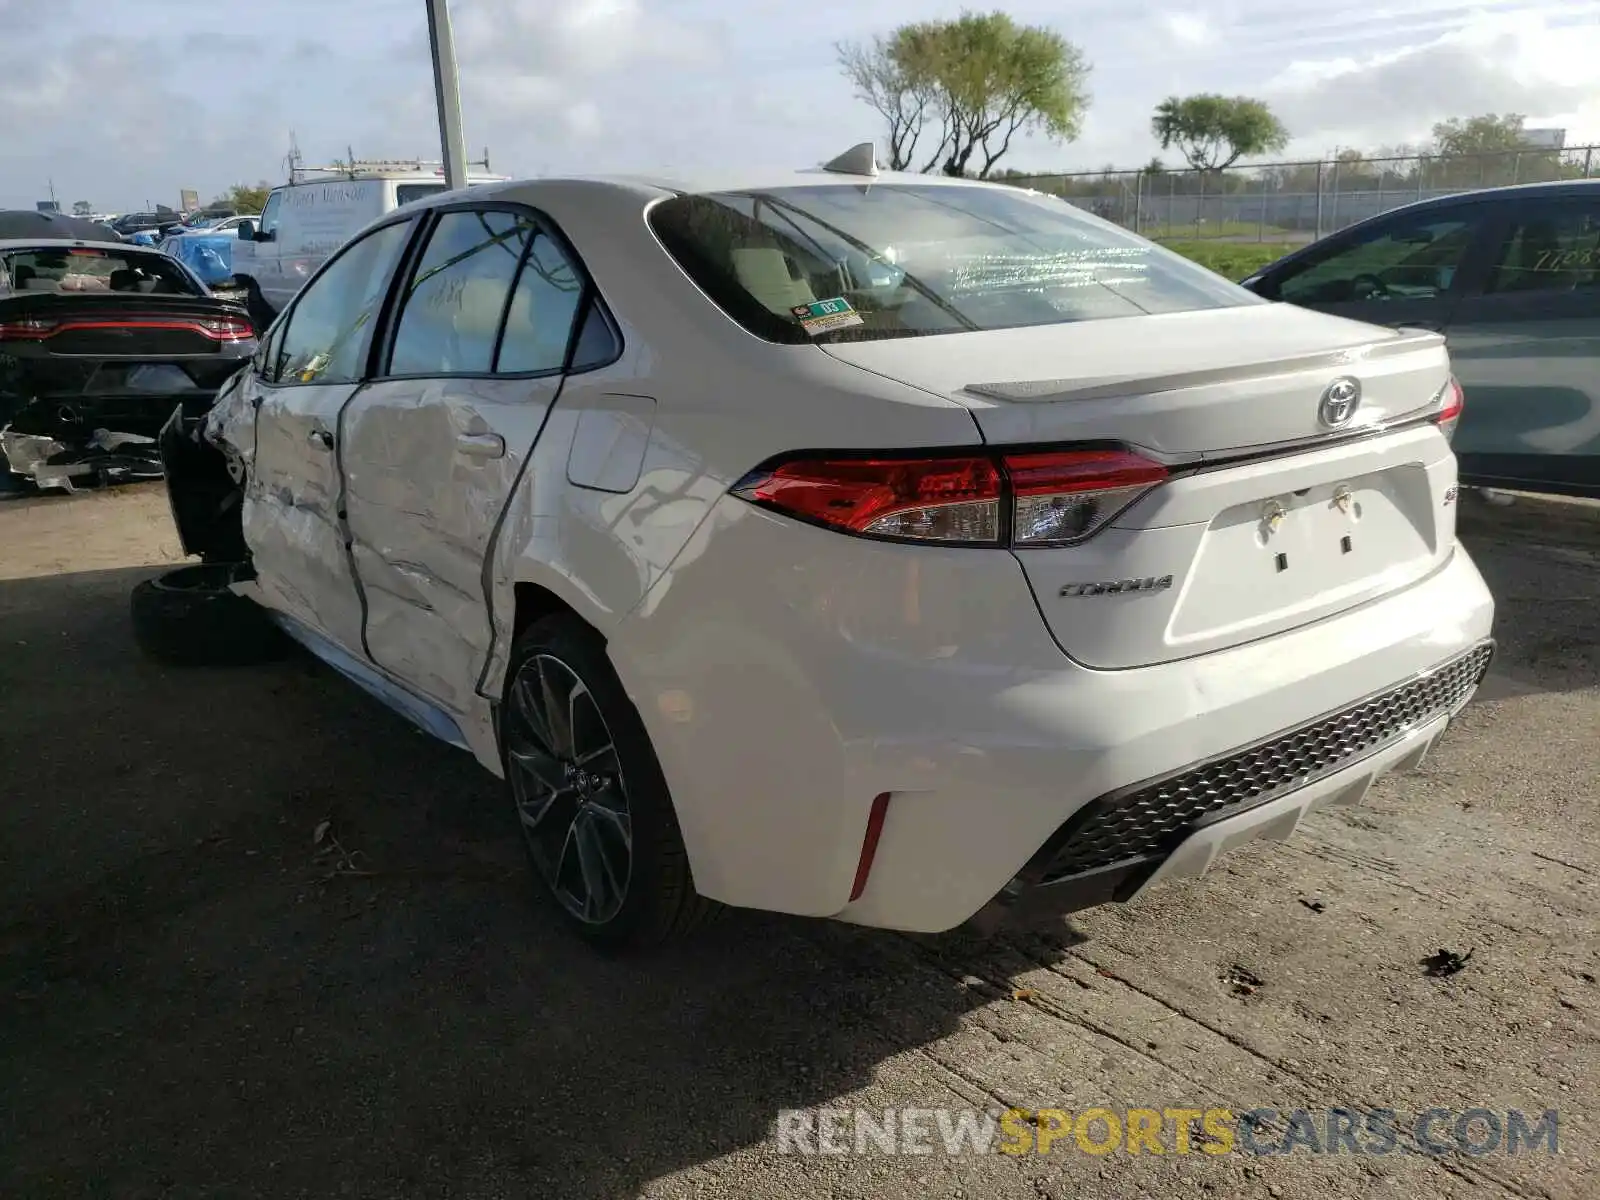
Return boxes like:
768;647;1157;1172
0;239;257;491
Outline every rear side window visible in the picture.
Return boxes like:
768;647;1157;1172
495;232;586;374
1484;202;1600;295
647;183;1254;344
0;246;200;296
567;296;621;371
387;209;535;376
1275;212;1487;304
272;220;412;385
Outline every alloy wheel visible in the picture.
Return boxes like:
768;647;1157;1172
504;653;633;925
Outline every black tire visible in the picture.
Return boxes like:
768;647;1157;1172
130;563;290;667
501;613;721;949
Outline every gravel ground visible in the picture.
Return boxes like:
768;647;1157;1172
1;483;1595;1200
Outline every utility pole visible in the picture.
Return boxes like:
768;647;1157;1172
424;0;469;190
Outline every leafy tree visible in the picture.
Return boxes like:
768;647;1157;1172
1427;114;1579;186
838;12;1090;179
215;181;273;213
72;200;92;216
1430;113;1530;157
1151;94;1289;171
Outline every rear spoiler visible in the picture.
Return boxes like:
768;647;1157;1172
963;328;1446;405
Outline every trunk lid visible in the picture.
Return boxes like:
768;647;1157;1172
820;304;1448;453
822;304;1460;669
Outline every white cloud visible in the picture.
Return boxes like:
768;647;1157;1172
356;0;726;174
2;0;1597;207
1160;13;1214;46
1262;10;1600;152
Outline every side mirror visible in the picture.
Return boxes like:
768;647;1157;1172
237;220;257;241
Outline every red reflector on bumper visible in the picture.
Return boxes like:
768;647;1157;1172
849;793;892;903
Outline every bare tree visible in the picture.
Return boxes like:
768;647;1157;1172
835;35;941;171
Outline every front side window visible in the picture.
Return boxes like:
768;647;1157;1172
272;220;411;385
1484;202;1600;295
256;317;286;379
647;183;1255;343
1276;212;1486;305
257;190;284;238
387;209;535;376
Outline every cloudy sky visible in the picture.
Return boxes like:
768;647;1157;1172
3;0;1598;212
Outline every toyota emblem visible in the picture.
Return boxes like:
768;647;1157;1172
1318;376;1362;428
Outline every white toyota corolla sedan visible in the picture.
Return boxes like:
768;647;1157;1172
141;146;1496;948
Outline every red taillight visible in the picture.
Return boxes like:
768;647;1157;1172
0;318;58;341
0;316;253;342
1002;449;1169;546
736;455;1003;543
194;315;255;341
1434;376;1464;443
732;448;1167;547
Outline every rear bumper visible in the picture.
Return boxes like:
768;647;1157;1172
835;552;1494;933
968;644;1489;931
610;499;1497;932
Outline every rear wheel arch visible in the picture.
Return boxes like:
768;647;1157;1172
512;580;584;645
499;604;720;946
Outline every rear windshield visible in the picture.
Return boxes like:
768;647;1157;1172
648;183;1257;343
0;246;201;296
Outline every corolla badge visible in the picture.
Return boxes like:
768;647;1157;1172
1318;376;1362;428
1059;574;1173;598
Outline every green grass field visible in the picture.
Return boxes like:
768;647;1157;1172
1158;239;1299;281
1138;220;1300;242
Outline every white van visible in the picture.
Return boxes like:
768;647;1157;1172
232;161;507;319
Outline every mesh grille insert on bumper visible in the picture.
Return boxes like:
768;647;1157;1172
1039;642;1494;885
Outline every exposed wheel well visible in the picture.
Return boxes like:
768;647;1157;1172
512;582;582;644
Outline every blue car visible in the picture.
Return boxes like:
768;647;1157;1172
160;216;253;287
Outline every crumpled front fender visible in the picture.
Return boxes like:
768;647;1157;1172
203;367;256;471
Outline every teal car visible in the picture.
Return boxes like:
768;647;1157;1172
1242;179;1600;499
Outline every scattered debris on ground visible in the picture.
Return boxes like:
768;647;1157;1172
1223;965;1265;996
1421;947;1476;978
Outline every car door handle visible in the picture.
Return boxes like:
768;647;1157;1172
308;428;333;449
1393;320;1442;331
456;432;506;459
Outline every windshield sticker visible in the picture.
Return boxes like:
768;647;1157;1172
792;297;863;335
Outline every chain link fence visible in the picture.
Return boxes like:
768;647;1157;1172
1011;145;1599;245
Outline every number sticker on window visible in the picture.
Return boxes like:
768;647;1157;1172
791;297;863;335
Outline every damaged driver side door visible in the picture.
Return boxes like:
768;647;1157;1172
238;217;416;652
338;204;589;714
